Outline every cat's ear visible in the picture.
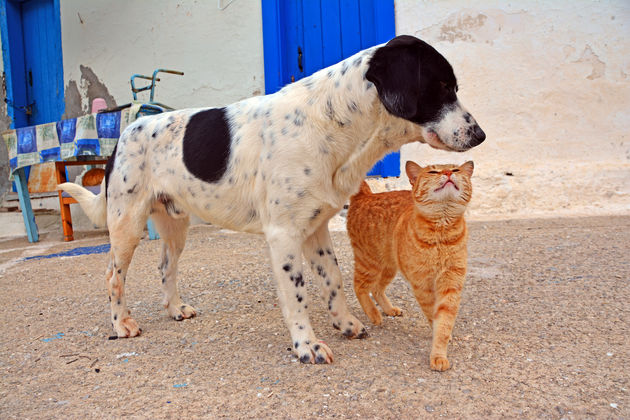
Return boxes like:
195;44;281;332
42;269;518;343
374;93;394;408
460;161;474;177
405;161;423;186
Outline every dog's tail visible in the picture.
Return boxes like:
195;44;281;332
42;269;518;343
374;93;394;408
56;179;107;227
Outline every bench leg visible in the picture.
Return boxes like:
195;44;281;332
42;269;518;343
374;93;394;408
55;162;74;241
14;167;39;243
60;199;74;242
147;218;159;240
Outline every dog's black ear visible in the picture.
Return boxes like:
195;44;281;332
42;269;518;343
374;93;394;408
365;36;423;120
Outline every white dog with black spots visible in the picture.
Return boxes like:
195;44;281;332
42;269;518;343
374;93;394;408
59;35;485;364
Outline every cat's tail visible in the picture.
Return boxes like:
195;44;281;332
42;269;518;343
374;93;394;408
56;179;107;227
356;180;373;196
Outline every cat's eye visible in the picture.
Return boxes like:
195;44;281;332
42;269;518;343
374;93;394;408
452;169;460;172
428;170;439;174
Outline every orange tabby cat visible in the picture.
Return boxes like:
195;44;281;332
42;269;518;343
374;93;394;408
347;160;474;371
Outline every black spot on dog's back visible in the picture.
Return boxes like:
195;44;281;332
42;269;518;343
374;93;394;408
183;108;232;183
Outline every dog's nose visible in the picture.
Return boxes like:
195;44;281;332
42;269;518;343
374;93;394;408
471;124;486;146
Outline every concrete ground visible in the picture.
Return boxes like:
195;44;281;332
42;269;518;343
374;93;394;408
0;215;628;418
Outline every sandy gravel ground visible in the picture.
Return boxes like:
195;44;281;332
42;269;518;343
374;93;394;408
0;216;628;419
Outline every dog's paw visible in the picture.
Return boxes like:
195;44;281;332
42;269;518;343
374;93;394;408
113;317;142;338
430;355;450;371
295;340;334;364
168;303;197;321
333;314;368;339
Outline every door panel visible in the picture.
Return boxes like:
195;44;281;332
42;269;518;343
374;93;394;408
21;0;64;126
262;0;399;176
1;0;64;192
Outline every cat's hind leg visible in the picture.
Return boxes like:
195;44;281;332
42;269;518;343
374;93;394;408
371;267;403;318
353;264;382;325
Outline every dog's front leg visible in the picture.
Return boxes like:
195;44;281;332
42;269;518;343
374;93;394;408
265;227;334;364
304;224;368;339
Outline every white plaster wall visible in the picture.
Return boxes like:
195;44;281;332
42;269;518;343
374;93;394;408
10;0;627;224
393;0;630;219
60;0;265;111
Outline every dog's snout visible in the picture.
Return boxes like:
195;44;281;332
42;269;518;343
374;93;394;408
471;124;485;146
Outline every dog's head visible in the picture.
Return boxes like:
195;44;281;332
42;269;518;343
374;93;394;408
366;35;485;152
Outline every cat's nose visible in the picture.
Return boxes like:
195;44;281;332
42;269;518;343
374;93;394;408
443;170;452;177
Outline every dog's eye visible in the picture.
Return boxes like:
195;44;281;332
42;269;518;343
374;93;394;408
440;81;458;93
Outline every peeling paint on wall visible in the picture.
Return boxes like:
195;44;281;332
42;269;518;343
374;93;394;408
575;45;606;80
0;72;13;201
438;13;488;43
80;65;116;110
59;1;264;110
62;80;83;119
0;74;10;131
396;1;630;219
63;66;117;119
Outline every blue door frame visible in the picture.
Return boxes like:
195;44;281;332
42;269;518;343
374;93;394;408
261;0;400;177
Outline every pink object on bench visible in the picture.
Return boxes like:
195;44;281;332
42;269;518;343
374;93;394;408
91;98;107;113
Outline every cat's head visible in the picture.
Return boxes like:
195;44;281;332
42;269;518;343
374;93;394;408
406;160;474;214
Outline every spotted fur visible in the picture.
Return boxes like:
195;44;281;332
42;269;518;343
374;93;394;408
57;35;485;364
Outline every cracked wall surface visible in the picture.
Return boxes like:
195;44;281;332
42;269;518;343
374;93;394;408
60;1;264;111
394;0;630;219
0;56;11;201
62;65;118;118
1;1;628;219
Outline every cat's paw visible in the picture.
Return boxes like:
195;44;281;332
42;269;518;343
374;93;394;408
384;306;403;317
333;314;369;339
430;355;450;371
295;340;334;364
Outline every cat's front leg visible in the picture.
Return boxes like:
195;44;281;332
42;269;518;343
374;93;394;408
410;281;435;327
430;275;464;371
304;224;368;339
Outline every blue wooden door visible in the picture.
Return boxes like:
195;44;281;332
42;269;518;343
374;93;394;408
1;0;64;186
2;0;65;127
262;0;399;177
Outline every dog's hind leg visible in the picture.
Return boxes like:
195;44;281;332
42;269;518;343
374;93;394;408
106;212;146;338
265;226;334;364
304;224;368;338
150;206;196;320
